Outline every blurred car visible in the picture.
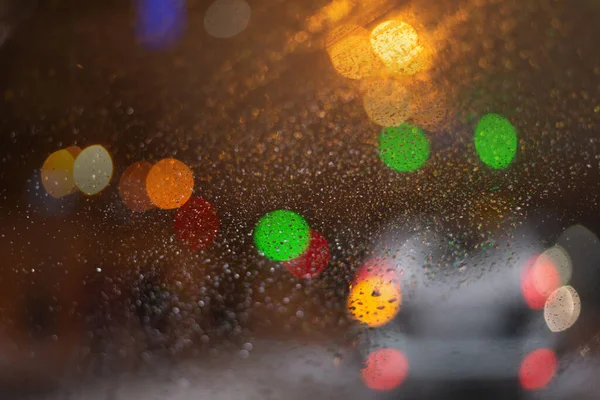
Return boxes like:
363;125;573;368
354;224;600;399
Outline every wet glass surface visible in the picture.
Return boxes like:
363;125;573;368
1;0;600;398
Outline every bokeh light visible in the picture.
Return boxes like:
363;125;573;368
544;285;581;333
519;348;557;390
539;245;572;286
361;348;409;391
174;196;220;251
41;149;78;199
73;145;114;195
326;25;384;80
474;113;517;169
135;0;187;50
347;277;401;327
363;78;412;127
65;145;82;159
353;257;399;287
521;255;560;310
370;20;424;75
282;230;330;279
204;0;251;39
145;158;194;210
254;210;310;262
119;161;155;212
378;123;430;172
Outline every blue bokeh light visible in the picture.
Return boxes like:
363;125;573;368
135;0;187;50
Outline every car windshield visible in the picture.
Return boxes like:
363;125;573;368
1;0;600;399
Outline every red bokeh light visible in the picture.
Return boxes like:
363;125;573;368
353;257;399;287
520;255;560;310
361;348;409;391
519;348;557;390
173;197;219;251
282;230;331;279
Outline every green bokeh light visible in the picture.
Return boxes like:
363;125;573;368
378;123;430;172
254;210;310;261
474;113;517;169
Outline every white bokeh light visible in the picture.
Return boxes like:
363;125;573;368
544;285;581;333
73;145;113;195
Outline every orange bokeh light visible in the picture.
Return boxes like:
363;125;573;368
146;158;194;210
347;276;401;328
119;161;155;212
361;348;409;391
519;348;557;390
521;255;560;310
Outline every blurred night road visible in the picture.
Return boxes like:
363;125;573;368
1;0;600;398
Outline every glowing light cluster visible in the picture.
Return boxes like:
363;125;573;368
474;113;517;169
361;348;409;391
521;254;560;310
145;158;194;209
539;245;579;332
41;144;114;198
378;123;430;172
521;244;581;333
254;211;331;277
204;0;251;39
327;19;426;79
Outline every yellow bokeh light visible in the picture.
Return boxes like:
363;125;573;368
362;78;412;127
41;149;78;199
347;277;401;328
326;25;384;80
370;20;424;75
544;285;581;333
73;145;114;195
